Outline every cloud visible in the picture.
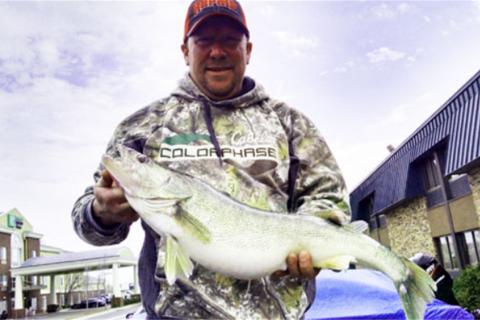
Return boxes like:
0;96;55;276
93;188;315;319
0;1;188;252
370;3;395;19
272;31;319;58
335;140;392;189
472;0;480;21
258;3;275;17
273;31;319;49
397;3;411;14
366;47;407;63
370;2;411;20
382;92;435;128
334;60;356;73
0;2;186;92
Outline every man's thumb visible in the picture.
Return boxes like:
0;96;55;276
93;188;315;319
96;170;113;188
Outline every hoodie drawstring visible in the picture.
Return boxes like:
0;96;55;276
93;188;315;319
200;97;223;166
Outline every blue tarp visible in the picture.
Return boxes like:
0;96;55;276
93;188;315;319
305;269;473;320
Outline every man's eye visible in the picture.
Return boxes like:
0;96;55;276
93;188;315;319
224;37;241;46
196;38;213;46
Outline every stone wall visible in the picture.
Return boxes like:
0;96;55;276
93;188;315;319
467;166;480;226
385;197;436;259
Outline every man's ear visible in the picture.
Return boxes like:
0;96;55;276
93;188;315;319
246;41;253;65
181;42;189;66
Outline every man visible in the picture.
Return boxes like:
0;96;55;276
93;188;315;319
72;0;350;318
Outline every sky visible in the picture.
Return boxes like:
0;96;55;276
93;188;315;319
1;0;480;258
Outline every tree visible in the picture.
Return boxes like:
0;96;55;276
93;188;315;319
63;273;83;306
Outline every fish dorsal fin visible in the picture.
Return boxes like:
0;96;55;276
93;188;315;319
175;207;211;244
344;220;369;233
165;235;194;285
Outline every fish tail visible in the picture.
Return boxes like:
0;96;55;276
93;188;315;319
396;257;436;320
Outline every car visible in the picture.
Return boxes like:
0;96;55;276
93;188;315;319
122;289;133;299
72;297;106;309
98;294;112;304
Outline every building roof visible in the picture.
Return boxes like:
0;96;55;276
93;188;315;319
350;69;480;218
12;246;137;276
40;244;70;254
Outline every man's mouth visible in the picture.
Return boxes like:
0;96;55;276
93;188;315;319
206;66;232;72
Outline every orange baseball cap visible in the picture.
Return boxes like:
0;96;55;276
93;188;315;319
184;0;249;42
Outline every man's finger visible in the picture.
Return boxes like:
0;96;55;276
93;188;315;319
287;253;300;277
298;251;316;279
117;203;139;221
107;187;127;200
97;170;113;187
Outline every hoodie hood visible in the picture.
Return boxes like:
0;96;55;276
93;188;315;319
172;73;269;108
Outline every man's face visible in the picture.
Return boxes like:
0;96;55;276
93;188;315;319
181;16;252;101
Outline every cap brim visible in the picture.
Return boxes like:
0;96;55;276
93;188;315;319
186;12;249;40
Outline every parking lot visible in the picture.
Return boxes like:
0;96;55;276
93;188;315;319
22;303;141;320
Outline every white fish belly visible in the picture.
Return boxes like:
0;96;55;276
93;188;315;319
179;234;293;279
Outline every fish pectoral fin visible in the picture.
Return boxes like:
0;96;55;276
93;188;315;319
165;235;194;285
174;207;211;244
343;220;369;234
316;255;356;271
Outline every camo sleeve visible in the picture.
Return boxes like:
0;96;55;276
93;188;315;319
275;102;351;224
71;103;157;246
71;184;131;246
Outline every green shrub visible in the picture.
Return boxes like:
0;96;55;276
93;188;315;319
453;265;480;316
124;294;141;305
46;304;59;313
111;296;124;308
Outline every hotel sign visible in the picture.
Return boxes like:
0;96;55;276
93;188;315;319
7;214;23;229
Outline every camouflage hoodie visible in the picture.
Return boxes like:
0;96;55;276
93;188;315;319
72;74;350;319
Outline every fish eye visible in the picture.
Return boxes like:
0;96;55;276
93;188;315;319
137;154;148;163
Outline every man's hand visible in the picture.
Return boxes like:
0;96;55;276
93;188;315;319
272;251;320;280
92;170;139;227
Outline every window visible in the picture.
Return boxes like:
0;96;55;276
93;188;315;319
436;230;480;269
0;247;6;264
437;235;460;269
465;229;480;266
377;215;387;228
31;297;37;311
0;275;7;287
358;192;375;223
423;155;442;191
10;234;23;267
369;215;387;230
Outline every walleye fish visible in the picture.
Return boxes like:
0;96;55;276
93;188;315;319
102;145;436;320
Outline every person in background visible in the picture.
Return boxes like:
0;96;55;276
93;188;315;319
72;0;350;318
410;252;459;305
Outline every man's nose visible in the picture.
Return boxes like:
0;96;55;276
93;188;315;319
209;42;227;59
